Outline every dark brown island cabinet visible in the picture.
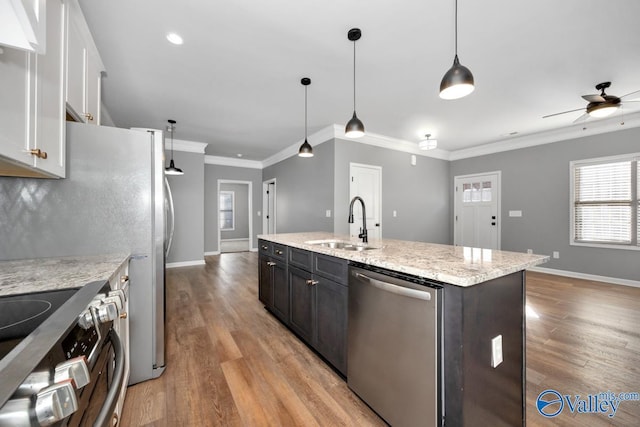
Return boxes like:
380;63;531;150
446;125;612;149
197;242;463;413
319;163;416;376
259;240;348;375
258;237;539;427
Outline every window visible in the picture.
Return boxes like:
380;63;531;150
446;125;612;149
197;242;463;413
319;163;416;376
570;154;639;249
219;191;235;231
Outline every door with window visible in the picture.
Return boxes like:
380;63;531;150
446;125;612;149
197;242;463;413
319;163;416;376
454;172;501;249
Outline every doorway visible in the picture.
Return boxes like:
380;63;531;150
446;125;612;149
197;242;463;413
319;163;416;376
217;180;253;253
262;179;276;235
349;163;382;240
454;171;501;249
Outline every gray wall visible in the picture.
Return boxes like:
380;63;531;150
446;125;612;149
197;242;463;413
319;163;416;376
450;126;640;282
262;141;335;233
204;164;262;252
220;183;249;240
334;139;451;244
166;150;204;264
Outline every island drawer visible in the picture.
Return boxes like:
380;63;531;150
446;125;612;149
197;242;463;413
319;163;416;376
258;240;287;260
314;254;348;285
289;247;313;271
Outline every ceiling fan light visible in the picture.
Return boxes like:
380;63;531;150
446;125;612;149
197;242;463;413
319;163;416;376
440;55;475;100
298;139;314;157
345;111;365;138
587;103;619;118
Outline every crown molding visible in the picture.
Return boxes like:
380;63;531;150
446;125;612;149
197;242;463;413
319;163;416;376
262;125;336;168
205;155;262;169
333;124;451;160
448;111;640;161
165;138;208;154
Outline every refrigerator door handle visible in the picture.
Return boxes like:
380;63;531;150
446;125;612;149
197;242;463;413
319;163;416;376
164;177;175;257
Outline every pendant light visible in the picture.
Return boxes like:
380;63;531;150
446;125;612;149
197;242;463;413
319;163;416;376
345;28;365;138
439;0;475;100
165;119;184;175
298;78;314;157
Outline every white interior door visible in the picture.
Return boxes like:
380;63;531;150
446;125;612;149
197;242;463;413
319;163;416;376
349;163;382;241
454;172;501;249
262;179;276;234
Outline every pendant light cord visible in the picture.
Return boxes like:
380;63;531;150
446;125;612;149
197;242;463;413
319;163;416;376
353;40;357;111
454;0;458;55
305;85;308;138
170;123;174;157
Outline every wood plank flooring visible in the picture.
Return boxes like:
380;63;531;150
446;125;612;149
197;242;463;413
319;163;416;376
120;253;640;426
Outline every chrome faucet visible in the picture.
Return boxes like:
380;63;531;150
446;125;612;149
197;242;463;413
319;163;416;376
348;196;368;243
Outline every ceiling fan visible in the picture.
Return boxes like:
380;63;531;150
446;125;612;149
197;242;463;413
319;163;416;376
543;82;640;122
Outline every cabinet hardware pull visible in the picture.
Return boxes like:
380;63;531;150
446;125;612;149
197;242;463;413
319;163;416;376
261;245;268;250
275;250;283;255
29;148;48;159
267;261;276;266
83;112;94;121
120;275;129;283
306;279;319;286
119;312;128;319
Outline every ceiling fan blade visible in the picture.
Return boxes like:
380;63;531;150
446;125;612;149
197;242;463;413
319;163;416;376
620;89;640;100
542;107;585;118
582;94;605;102
573;113;589;124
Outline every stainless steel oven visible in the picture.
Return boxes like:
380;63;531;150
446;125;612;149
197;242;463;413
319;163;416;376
0;281;127;426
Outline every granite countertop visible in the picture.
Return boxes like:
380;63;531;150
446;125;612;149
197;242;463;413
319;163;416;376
0;254;130;296
258;232;548;287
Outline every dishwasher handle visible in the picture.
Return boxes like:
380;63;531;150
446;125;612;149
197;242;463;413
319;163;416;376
353;272;431;301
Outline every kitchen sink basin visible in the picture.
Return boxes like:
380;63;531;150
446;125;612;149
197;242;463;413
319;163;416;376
305;240;380;251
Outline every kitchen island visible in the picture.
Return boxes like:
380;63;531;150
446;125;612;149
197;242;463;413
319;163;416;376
258;232;548;427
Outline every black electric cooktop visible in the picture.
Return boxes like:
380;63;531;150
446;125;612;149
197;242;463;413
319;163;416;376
0;288;78;360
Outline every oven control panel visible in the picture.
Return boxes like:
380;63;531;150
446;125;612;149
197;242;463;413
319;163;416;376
61;325;100;361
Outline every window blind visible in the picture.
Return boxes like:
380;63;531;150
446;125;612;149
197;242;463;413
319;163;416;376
574;161;632;243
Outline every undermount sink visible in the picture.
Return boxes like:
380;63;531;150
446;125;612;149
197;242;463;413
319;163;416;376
305;240;380;251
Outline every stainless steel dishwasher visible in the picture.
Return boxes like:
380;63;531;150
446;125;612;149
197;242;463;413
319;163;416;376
348;264;442;427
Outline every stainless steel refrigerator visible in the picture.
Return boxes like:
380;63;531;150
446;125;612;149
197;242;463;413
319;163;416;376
0;121;173;384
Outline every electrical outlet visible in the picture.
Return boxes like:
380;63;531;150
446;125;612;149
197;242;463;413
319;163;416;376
526;249;533;254
257;211;261;217
393;210;397;218
325;210;332;218
491;335;503;368
553;251;559;259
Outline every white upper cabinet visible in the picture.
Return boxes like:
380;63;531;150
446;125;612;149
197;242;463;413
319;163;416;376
65;0;104;125
0;0;104;178
0;0;47;53
0;0;64;177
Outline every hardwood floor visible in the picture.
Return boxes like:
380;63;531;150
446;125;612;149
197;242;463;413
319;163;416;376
121;254;640;426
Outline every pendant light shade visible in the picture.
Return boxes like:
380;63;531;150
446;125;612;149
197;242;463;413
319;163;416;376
440;0;474;100
298;77;314;158
165;119;184;175
345;28;365;138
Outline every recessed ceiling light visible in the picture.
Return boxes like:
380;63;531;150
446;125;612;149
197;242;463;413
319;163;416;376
166;33;183;45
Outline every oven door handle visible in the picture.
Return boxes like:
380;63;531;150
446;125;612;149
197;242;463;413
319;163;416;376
94;328;125;427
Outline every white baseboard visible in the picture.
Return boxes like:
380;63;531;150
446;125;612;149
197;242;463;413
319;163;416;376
529;266;640;288
220;238;249;242
204;251;221;256
166;260;206;269
249;247;258;252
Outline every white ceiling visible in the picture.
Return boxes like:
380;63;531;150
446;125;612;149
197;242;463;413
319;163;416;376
79;0;640;161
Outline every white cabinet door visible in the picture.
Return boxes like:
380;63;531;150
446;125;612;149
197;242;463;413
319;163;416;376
0;47;33;172
0;0;47;53
33;0;65;177
65;0;103;125
85;49;100;125
65;12;85;121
